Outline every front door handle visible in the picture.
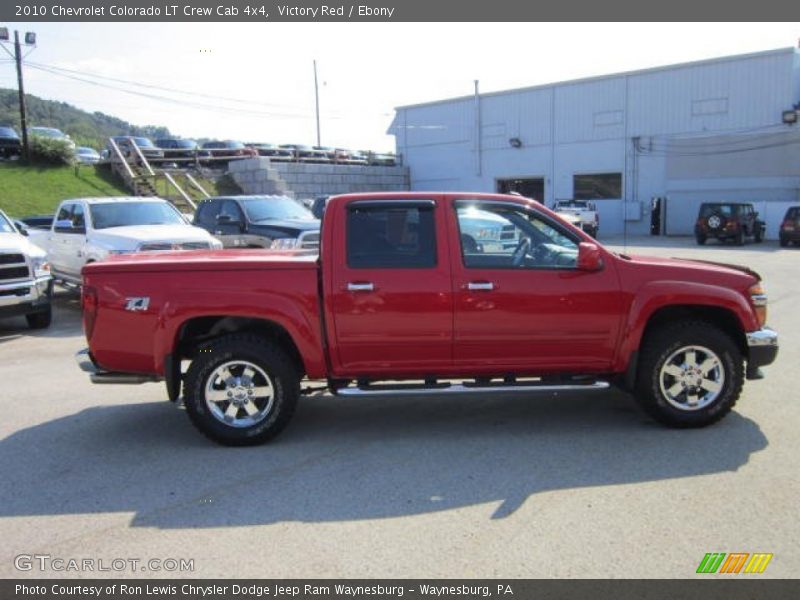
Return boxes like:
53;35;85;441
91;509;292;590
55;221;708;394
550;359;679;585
467;281;494;291
347;282;374;292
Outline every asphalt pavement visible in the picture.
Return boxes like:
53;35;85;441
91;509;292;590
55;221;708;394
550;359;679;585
0;236;797;578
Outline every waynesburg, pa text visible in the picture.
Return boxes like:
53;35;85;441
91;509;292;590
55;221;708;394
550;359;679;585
21;3;396;18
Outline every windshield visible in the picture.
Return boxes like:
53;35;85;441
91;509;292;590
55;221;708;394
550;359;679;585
90;202;186;229
77;147;97;155
242;197;314;222
0;127;18;138
0;212;16;233
175;140;196;148
225;141;245;149
134;137;155;147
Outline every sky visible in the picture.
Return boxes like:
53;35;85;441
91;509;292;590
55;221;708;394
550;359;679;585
1;22;799;151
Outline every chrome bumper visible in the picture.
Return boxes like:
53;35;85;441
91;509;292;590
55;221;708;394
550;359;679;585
0;275;52;308
746;328;778;348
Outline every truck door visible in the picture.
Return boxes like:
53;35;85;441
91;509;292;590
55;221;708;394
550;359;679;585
49;202;83;281
328;199;453;375
449;199;623;373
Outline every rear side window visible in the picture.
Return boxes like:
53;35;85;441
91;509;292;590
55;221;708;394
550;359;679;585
195;201;220;225
56;204;73;222
347;204;436;269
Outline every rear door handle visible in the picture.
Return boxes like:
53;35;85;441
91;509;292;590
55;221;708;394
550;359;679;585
467;282;494;291
347;282;374;292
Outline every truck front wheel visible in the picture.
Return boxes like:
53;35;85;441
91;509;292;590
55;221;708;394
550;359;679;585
184;334;300;446
635;321;743;428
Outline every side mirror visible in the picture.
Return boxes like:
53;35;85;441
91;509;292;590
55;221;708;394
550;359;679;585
54;219;85;234
577;242;604;272
17;224;29;236
216;214;234;224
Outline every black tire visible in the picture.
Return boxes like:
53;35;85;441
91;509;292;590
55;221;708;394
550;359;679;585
754;227;763;243
635;321;743;428
779;237;789;247
734;229;744;245
26;306;52;329
695;235;706;245
184;334;300;446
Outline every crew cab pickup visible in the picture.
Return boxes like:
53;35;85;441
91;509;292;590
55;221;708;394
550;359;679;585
43;197;221;286
77;192;778;446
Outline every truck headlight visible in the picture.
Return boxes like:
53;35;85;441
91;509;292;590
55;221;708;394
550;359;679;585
270;238;299;250
749;283;768;327
31;257;50;277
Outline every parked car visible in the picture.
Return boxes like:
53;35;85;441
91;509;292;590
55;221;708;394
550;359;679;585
77;192;777;446
108;136;164;162
552;199;599;238
365;151;397;166
155;138;199;165
311;195;331;219
194;195;320;249
695;202;764;245
29;126;76;150
278;144;329;163
334;148;368;165
19;214;53;230
779;206;800;247
201;140;257;162
0;125;22;159
41;197;222;286
75;146;101;164
246;143;293;161
0;209;52;329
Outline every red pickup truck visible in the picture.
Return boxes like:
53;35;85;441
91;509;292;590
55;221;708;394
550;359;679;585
77;192;778;446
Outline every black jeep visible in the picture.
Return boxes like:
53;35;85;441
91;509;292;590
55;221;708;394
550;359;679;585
695;202;764;245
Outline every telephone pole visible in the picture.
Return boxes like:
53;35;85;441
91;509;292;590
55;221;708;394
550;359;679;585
14;31;30;161
313;60;321;147
0;28;36;161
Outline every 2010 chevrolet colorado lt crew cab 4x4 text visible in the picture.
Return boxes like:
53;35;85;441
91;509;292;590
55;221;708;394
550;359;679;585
76;192;778;446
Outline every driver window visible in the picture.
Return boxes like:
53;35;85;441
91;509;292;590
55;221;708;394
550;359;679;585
220;201;242;222
456;204;578;269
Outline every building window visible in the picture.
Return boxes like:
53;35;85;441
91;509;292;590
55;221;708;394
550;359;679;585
574;173;622;200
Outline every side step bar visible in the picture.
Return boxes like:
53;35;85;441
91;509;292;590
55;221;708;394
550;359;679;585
334;381;610;397
76;349;159;385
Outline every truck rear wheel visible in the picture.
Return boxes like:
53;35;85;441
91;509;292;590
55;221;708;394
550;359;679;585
635;321;743;428
184;334;300;446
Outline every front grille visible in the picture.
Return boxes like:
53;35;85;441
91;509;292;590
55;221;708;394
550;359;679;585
0;266;30;281
138;242;210;252
299;231;320;250
0;253;24;265
0;287;28;297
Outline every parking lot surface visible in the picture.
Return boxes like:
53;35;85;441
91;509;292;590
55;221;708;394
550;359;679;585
1;236;798;578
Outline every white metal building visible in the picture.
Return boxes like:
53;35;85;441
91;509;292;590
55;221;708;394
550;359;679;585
388;48;800;238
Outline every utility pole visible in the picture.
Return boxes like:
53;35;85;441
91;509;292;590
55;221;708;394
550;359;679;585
14;31;30;161
313;60;321;147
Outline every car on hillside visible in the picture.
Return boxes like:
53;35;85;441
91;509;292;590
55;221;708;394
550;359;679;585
695;202;764;245
40;197;222;286
201;140;257;162
108;136;164;162
75;146;101;164
0;209;52;329
155;138;199;165
246;143;294;161
779;206;800;247
0;125;22;159
278;144;329;163
194;195;320;249
29;127;76;150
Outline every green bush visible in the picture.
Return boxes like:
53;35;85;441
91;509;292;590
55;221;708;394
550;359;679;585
29;136;75;165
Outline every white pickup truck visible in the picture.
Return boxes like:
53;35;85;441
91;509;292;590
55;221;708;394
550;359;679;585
552;199;599;238
0;209;52;329
43;197;222;286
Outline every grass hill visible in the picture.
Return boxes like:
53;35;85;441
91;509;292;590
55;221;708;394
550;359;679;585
0;163;130;216
0;88;172;150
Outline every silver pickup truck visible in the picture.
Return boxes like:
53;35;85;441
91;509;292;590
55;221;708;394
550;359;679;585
0;209;53;329
553;199;599;238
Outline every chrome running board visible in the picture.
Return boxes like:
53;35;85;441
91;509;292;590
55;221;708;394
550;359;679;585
334;381;610;397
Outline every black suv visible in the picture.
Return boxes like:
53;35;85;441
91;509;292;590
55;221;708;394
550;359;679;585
193;195;320;250
779;206;800;247
695;203;764;245
0;126;21;159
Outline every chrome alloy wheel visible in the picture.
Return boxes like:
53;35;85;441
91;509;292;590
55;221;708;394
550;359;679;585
204;360;275;428
658;345;725;411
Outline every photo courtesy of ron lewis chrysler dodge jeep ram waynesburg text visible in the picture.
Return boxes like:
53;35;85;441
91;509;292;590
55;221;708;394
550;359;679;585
76;192;778;446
